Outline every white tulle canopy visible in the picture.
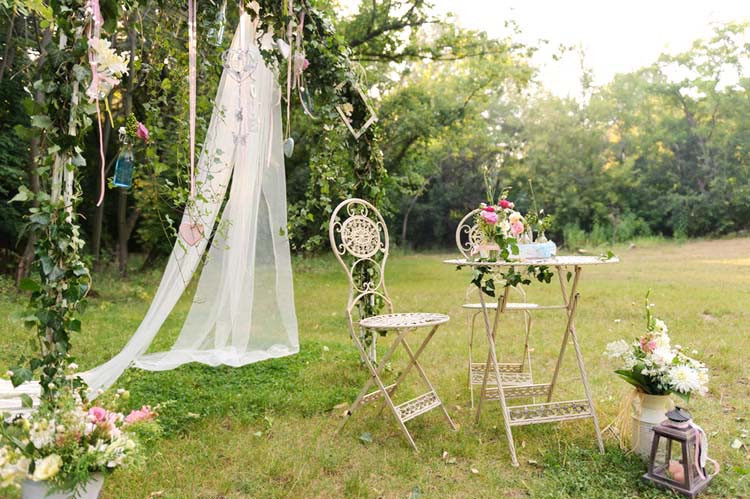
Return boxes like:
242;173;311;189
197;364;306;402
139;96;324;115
1;16;299;410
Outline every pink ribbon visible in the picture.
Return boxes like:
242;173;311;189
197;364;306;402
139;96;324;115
665;419;719;480
87;0;107;207
188;0;197;199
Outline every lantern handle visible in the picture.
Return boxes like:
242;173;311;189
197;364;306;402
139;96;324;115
705;456;720;478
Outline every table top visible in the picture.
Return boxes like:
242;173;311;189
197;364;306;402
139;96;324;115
443;255;620;267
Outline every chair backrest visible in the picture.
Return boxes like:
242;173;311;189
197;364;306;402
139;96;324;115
455;208;483;260
455;207;528;303
329;198;394;323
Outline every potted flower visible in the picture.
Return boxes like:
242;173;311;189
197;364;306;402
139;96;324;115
0;385;159;498
605;294;709;459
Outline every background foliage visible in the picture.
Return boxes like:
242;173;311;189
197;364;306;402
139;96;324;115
0;2;748;279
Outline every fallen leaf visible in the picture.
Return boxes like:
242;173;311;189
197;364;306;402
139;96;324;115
470;467;479;475
731;439;744;449
253;431;262;437
359;432;373;444
528;459;538;465
333;402;348;410
446;458;457;464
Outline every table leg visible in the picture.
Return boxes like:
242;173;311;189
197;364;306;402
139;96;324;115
547;265;581;402
547;265;604;454
474;286;520;466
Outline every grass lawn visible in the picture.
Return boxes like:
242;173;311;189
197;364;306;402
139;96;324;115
1;237;749;498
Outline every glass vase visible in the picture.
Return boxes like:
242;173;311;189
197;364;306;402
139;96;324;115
113;146;135;189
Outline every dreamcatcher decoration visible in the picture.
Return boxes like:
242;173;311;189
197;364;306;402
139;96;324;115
335;80;378;140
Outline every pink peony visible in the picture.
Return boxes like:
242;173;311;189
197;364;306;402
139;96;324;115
499;199;511;209
125;405;156;424
480;210;498;225
483;205;495;212
510;221;524;236
135;122;149;143
88;406;108;422
640;337;657;353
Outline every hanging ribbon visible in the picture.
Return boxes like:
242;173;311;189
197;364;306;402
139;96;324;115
284;0;294;140
188;0;197;199
293;11;316;119
87;0;107;207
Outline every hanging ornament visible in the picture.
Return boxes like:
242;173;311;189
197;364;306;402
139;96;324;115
334;81;378;139
207;0;227;46
283;137;295;158
113;145;135;189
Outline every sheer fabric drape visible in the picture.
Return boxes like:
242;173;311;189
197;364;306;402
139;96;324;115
0;16;298;409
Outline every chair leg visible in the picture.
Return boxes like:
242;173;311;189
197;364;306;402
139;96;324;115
402;336;457;431
468;311;480;409
336;329;407;435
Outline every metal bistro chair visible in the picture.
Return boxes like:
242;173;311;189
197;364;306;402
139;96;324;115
330;198;456;451
455;209;537;408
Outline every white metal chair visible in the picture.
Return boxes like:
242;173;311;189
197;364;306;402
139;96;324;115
455;209;536;408
330;198;456;451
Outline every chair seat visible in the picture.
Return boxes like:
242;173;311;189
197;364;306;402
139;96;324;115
359;312;449;330
462;302;539;310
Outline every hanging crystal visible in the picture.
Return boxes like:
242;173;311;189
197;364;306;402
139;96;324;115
113;145;135;188
207;0;227;47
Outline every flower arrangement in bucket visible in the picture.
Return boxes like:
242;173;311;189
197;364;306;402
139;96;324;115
0;383;160;498
605;293;709;459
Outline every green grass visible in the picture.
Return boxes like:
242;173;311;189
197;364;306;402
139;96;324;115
1;238;749;498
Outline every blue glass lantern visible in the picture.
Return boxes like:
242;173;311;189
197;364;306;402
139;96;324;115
113;146;135;188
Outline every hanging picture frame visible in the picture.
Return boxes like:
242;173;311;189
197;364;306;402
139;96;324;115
334;81;378;140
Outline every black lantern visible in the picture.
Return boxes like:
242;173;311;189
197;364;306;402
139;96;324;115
643;407;719;498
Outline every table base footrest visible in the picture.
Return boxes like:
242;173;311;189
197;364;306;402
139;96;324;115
485;383;550;400
362;383;396;405
471;363;532;385
508;399;591;426
396;391;441;423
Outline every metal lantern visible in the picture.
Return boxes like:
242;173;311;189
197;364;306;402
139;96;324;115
643;407;719;498
113;146;135;188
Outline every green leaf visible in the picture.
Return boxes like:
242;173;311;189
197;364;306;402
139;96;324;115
20;394;33;408
19;278;40;292
673;391;691;405
30;114;52;129
10;367;33;387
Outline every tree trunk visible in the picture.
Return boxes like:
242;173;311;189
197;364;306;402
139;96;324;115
400;194;419;253
15;27;51;287
116;26;137;276
0;13;17;83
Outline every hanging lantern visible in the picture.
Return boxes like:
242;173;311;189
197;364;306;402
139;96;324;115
113;146;135;189
643;407;719;498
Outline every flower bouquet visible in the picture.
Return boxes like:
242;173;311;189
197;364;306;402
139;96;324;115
472;195;525;261
605;293;709;457
0;385;159;498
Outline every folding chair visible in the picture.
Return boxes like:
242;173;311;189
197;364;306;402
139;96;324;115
455;209;537;408
330;198;456;451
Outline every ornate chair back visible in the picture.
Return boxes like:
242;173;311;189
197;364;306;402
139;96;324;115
455;208;483;260
329;199;394;336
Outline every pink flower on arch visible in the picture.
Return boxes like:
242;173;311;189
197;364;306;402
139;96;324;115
510;221;524;236
135;122;150;143
480;210;498;225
